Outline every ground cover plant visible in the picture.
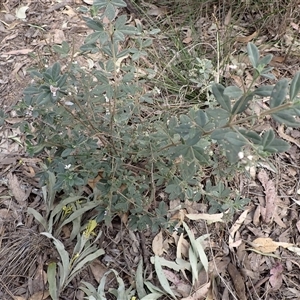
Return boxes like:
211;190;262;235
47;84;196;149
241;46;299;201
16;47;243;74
1;0;300;299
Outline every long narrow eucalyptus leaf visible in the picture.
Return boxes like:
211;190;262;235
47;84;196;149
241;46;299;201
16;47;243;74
41;232;70;288
27;207;47;231
154;255;176;299
47;262;58;300
136;259;147;298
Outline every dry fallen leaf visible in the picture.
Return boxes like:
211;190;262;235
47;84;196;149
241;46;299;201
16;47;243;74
89;259;110;283
227;263;246;300
152;230;164;256
229;209;249;250
182;282;210;300
7;172;27;204
236;31;259;43
257;169;276;224
251;237;278;253
269;263;284;290
186;212;224;224
28;291;49;300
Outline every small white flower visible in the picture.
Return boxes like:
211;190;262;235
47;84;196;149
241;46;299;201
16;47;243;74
64;164;71;170
238;152;244;159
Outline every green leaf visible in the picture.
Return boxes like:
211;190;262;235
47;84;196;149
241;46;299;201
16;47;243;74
290;72;300;101
264;138;290;153
136;259;147;298
224;86;243;99
47;262;58;300
68;249;105;284
154;255;176;299
269;79;288;108
105;3;116;20
111;0;127;6
257;54;273;67
206;107;230;127
261;130;275;148
27;207;47;231
51;62;61;80
23;86;40;94
194;110;209;128
41;232;70;288
84;31;103;44
195;235;209;273
247;42;259;68
211;129;247;163
254;85;274;97
238;129;262;144
141;293;163;300
232;93;254;115
211;83;231;112
272;111;300;127
83;17;104;31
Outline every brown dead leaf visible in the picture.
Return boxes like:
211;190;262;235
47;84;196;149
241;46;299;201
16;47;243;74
186;212;224;223
269;263;284;290
89;260;110;283
208;256;230;278
46;29;65;44
251;237;278;253
0;208;12;221
28;291;49;300
182;282;210;300
224;7;232;26
229;209;249;250
257;169;276;224
163;269;181;285
176;233;190;258
236;31;259;43
183;28;193;44
62;6;76;16
1;48;33;56
278;124;300;148
152;230;164;256
227;263;246;300
147;6;168;17
7;172;28;204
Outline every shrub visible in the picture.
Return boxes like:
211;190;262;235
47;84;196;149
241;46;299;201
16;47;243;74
15;0;300;231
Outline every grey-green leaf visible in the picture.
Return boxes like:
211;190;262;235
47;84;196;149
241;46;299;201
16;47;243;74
212;83;231;112
224;86;243;99
247;42;260;68
269;79;288;108
232;93;254;115
290;72;300;101
254;85;274;97
272;112;300;127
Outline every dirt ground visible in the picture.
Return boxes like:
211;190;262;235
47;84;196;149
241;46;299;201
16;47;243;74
2;0;300;299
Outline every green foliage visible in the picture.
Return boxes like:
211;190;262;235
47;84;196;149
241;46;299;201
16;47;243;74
15;0;300;231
